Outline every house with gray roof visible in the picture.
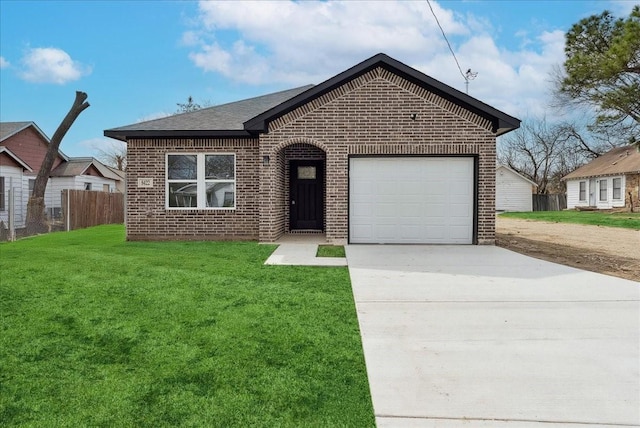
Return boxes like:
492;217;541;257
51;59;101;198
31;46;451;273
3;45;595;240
105;53;520;244
1;121;123;229
563;145;640;211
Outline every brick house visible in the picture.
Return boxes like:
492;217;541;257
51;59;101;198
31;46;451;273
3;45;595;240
105;53;520;244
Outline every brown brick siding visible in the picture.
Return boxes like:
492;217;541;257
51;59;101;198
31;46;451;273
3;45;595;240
126;138;259;241
127;67;499;244
260;67;496;244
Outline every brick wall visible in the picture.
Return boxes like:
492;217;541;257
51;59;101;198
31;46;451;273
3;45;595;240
259;67;496;244
126;138;259;240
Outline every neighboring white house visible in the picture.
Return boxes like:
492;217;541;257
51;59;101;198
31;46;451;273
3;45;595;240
563;145;640;211
1;122;124;229
496;165;537;212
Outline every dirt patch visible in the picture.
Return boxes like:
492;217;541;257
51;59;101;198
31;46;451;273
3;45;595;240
496;217;640;282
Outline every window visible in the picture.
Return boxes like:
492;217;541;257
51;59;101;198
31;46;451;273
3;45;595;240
29;179;35;196
578;181;586;201
0;177;5;211
103;184;110;192
599;179;607;201
613;178;622;200
167;153;235;209
84;182;92;191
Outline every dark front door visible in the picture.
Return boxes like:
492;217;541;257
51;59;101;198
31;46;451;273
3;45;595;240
290;160;324;230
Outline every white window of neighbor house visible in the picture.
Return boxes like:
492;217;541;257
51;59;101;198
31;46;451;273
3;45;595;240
579;181;586;201
613;178;622;200
599;179;607;201
166;153;235;209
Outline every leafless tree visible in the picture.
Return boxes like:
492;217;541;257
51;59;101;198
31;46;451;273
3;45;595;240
498;117;587;194
94;140;127;171
26;91;89;233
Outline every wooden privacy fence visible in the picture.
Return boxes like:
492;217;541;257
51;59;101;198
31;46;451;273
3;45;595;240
532;194;567;211
62;189;124;231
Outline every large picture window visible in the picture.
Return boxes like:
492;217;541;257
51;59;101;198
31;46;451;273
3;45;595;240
167;153;235;209
599;179;607;201
612;178;622;200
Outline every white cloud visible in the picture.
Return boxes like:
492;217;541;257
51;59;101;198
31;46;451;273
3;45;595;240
19;47;91;84
185;0;570;119
0;56;9;68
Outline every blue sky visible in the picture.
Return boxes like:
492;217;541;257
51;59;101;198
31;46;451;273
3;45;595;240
0;0;636;158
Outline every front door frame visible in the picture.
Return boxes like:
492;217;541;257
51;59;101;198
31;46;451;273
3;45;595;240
289;160;324;230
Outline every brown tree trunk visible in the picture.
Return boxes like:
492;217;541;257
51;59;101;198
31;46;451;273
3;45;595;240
26;91;90;234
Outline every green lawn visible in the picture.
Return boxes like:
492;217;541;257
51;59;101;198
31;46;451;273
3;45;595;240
0;225;374;427
499;210;640;230
316;245;346;258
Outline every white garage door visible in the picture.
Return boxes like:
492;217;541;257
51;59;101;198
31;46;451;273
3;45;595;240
349;157;474;244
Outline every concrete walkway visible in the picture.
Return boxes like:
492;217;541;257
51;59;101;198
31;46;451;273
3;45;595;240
346;245;640;427
264;234;347;266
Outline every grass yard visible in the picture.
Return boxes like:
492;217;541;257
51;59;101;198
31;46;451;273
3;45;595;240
0;225;374;427
499;210;640;230
316;245;346;258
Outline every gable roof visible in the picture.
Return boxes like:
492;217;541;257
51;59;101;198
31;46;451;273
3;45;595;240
246;53;520;136
104;85;314;141
496;164;538;187
0;146;34;171
50;157;123;181
562;145;640;180
1;121;49;143
105;53;520;141
0;121;69;161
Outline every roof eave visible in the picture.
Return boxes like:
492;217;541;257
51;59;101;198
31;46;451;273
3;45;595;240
104;129;255;141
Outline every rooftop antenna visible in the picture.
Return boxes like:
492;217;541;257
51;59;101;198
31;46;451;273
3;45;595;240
426;0;477;94
465;69;478;94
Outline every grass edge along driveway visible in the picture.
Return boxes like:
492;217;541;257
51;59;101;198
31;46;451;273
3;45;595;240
499;210;640;230
0;225;374;427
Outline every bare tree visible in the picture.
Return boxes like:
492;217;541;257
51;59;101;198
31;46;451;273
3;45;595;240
26;91;90;233
497;117;586;194
94;140;127;171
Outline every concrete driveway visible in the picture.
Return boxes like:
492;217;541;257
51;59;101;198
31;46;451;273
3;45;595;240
346;245;640;427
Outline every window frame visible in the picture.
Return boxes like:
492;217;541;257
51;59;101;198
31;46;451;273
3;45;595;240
165;153;236;210
578;181;586;201
612;177;622;200
0;176;5;211
599;179;607;202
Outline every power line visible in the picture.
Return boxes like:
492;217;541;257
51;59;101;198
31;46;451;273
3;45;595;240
425;0;477;93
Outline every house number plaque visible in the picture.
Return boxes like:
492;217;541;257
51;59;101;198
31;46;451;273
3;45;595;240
137;178;154;188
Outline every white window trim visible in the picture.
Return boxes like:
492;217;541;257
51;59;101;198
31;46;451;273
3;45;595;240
599;179;607;202
578;181;586;201
612;177;622;200
166;153;236;210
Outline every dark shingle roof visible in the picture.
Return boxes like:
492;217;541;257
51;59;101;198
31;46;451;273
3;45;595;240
104;53;521;141
105;85;314;141
563;145;640;180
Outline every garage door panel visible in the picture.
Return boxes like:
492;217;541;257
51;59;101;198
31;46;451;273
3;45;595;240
350;157;474;244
